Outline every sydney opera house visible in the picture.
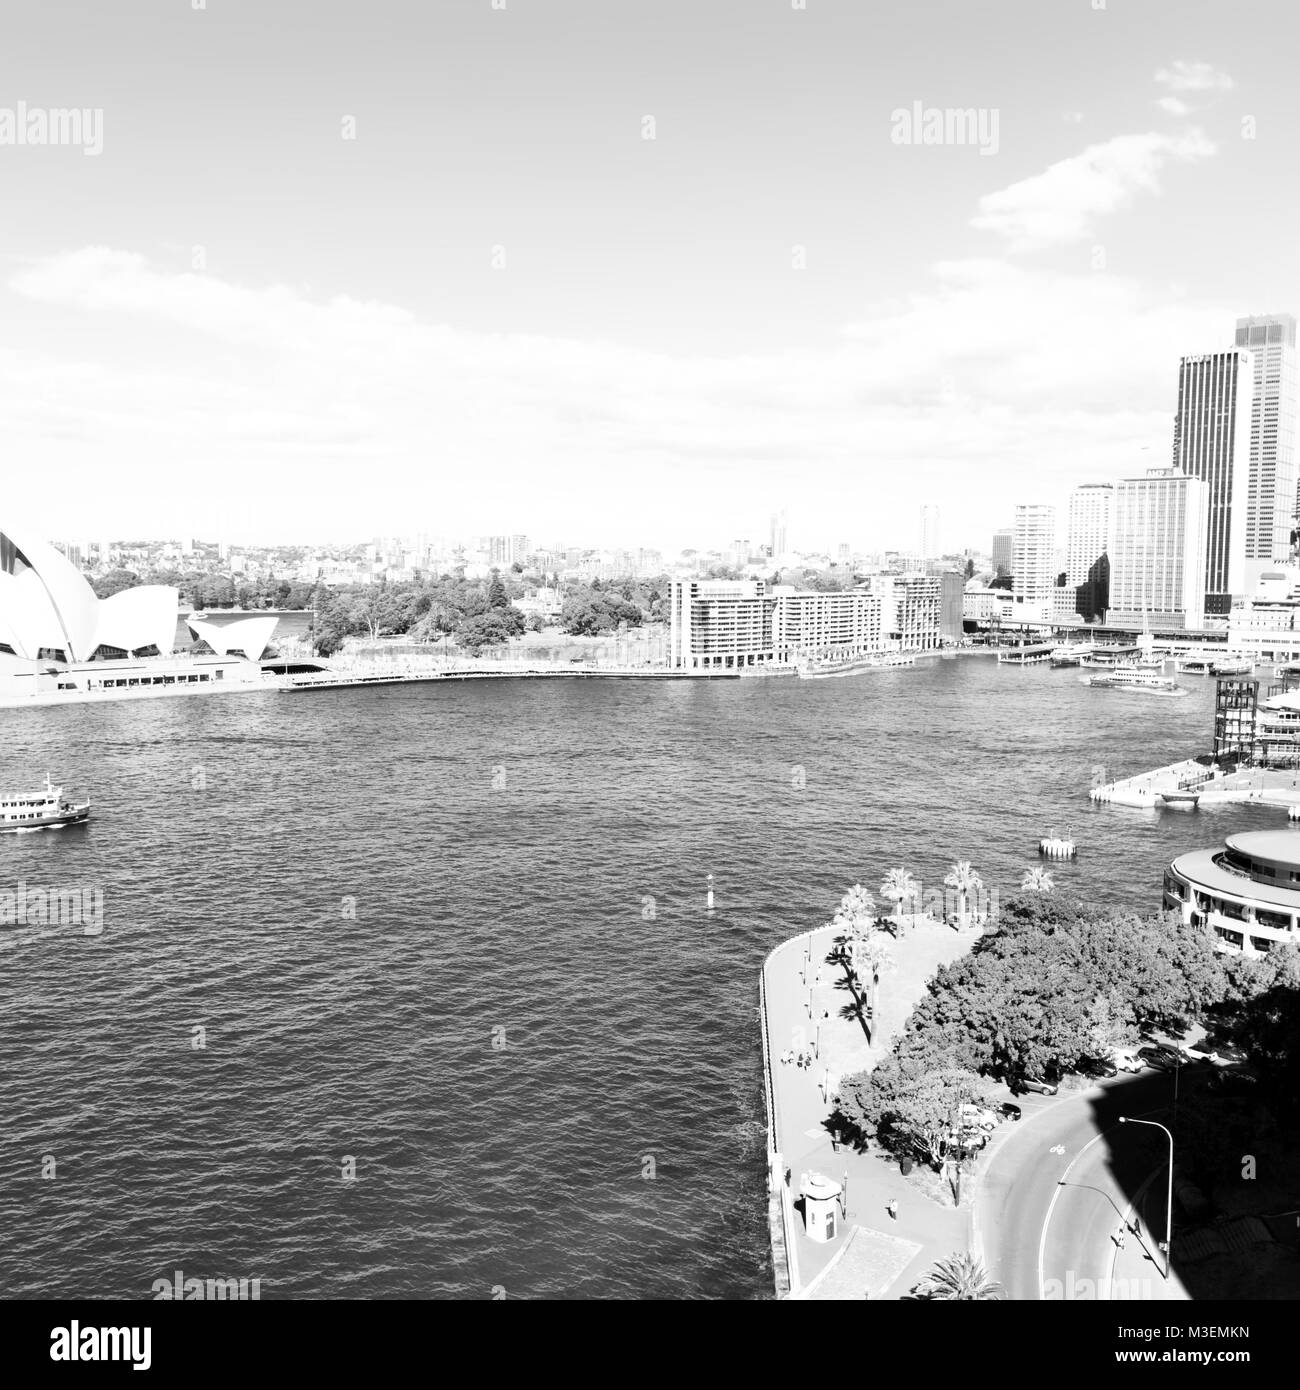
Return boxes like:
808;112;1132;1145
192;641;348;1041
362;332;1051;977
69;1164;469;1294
0;525;295;705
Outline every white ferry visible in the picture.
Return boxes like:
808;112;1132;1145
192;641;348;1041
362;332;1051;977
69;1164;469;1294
1083;665;1183;695
0;776;91;832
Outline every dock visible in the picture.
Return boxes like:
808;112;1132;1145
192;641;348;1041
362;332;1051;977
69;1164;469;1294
996;642;1056;666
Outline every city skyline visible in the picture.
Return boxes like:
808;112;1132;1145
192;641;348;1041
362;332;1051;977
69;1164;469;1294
6;2;1300;552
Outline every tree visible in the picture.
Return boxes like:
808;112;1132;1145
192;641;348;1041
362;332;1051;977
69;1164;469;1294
1020;867;1055;893
456;611;515;654
915;1252;1002;1301
964;558;976;580
880;868;919;921
944;860;982;926
487;570;508;610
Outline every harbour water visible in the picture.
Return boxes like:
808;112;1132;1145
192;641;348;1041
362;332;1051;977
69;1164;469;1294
0;658;1283;1299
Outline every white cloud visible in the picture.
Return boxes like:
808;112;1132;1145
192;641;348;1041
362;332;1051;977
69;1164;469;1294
2;248;1237;550
971;129;1216;252
1156;96;1191;117
1155;60;1234;94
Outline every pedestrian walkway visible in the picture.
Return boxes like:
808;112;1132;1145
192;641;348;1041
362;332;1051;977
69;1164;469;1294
762;913;979;1298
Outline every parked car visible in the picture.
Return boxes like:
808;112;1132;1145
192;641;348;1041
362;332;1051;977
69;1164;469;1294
1137;1045;1181;1071
1209;1065;1258;1095
1078;1056;1119;1079
1018;1076;1059;1096
959;1103;998;1132
1113;1050;1144;1073
998;1102;1022;1122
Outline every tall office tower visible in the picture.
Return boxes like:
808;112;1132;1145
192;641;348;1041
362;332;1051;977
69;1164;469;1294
511;534;530;565
919;505;939;561
991;529;1013;576
770;509;788;559
1172;348;1255;615
1011;505;1056;607
1066;484;1113;621
837;542;851;564
1109;467;1209;628
1233;314;1298;563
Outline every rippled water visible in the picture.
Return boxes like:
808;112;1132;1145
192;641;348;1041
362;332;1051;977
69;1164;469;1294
0;659;1280;1298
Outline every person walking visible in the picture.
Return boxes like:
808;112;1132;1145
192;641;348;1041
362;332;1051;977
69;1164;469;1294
886;1199;898;1221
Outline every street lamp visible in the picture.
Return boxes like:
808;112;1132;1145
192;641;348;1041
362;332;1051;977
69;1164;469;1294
1118;1116;1173;1279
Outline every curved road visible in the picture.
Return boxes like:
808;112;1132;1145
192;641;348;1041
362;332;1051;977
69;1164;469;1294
976;1070;1197;1300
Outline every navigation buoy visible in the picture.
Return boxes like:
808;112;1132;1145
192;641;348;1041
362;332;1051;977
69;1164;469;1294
1039;834;1076;859
706;873;714;911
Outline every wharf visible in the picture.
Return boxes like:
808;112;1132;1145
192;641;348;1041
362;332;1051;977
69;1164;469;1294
1091;758;1300;810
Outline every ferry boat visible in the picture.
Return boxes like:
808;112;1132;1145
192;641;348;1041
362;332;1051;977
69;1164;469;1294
0;775;91;832
1174;655;1215;675
1049;643;1095;668
1211;658;1254;677
1078;647;1141;669
1083;665;1183;695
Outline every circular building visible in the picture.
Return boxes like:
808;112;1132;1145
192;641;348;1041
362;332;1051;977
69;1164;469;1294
1164;830;1300;955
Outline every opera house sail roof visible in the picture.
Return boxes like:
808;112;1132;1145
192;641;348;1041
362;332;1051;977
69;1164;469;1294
0;527;179;664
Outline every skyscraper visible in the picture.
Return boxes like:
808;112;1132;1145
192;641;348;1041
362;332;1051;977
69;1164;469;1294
991;529;1013;576
919;505;939;562
1109;467;1209;629
770;509;788;559
1233;314;1298;565
1172;348;1255;615
1011;505;1055;609
1065;484;1112;621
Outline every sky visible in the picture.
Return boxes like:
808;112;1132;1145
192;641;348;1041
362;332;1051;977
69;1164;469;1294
3;0;1298;556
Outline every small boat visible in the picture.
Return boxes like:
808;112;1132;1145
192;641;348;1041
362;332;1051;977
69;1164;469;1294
0;775;92;833
1160;790;1201;809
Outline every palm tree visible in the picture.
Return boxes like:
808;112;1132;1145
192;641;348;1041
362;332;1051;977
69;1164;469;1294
916;1252;1003;1301
832;883;877;954
855;931;893;1041
880;868;919;924
943;860;982;927
1021;866;1055;893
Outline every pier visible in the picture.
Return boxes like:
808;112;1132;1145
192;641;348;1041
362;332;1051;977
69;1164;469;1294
1090;758;1300;810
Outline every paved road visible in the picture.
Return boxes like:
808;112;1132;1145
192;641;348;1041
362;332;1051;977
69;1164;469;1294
977;1069;1198;1300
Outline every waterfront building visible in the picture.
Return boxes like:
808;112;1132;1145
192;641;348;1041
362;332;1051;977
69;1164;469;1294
1233;314;1298;551
1108;467;1209;628
1172;348;1255;615
666;577;935;669
185;612;281;661
1065;484;1112;622
991;529;1013;576
962;585;1012;627
1011;505;1055;609
1;525;177;664
1227;567;1300;663
1164;830;1300;955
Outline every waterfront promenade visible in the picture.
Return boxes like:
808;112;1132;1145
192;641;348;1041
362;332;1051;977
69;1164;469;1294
761;914;978;1299
1092;758;1300;811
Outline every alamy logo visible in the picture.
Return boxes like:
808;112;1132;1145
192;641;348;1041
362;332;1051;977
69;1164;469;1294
0;101;103;156
151;1269;262;1300
0;881;103;935
890;102;999;156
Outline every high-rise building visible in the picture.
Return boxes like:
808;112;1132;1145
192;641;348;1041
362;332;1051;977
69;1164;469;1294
919;505;939;562
1109;466;1209;628
770;509;788;559
1233;314;1298;562
1066;484;1113;621
1011;505;1056;608
1172;348;1255;615
991;529;1013;576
